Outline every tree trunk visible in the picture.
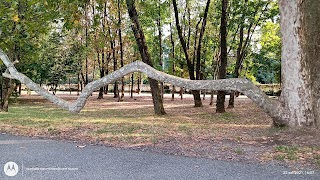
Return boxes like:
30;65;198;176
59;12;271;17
278;0;320;127
179;63;183;100
0;78;14;112
0;76;2;103
98;52;104;99
170;22;175;101
228;0;266;109
85;5;89;86
157;0;164;100
173;0;202;107
216;0;228;113
111;38;118;99
137;72;141;94
228;21;243;109
77;72;80;96
209;90;214;105
196;0;210;80
131;73;134;98
126;0;166;115
118;0;125;101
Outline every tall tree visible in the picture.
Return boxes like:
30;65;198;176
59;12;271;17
118;0;125;101
228;0;272;108
216;0;228;113
196;0;211;81
172;0;202;107
126;0;166;115
276;0;320;127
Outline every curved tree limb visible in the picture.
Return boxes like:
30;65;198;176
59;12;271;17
0;48;286;125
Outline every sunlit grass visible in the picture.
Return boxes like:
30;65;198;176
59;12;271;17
0;97;270;146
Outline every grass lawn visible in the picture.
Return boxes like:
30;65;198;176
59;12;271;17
1;92;320;169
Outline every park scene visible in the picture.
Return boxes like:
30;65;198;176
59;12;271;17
1;0;320;179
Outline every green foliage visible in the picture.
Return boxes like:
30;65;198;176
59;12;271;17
249;21;281;84
0;0;281;90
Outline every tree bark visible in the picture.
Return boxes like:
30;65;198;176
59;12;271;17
126;0;166;115
137;72;141;94
216;0;228;113
130;73;134;98
111;36;118;99
0;77;14;112
278;0;320;127
170;22;175;101
157;0;164;100
118;0;125;101
98;52;104;99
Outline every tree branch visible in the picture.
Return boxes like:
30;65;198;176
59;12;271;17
0;48;285;125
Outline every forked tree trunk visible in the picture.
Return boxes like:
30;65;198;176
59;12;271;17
173;0;202;107
278;0;320;127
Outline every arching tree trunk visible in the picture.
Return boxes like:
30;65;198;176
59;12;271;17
1;0;319;128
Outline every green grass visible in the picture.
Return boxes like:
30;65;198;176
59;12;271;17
0;103;196;144
274;145;299;161
234;147;245;155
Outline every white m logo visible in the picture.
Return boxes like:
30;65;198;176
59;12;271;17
4;161;19;177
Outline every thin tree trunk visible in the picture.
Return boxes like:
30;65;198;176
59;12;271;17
228;21;243;108
172;0;202;107
77;72;80;96
137;72;141;94
196;0;210;80
111;37;118;98
98;52;104;99
131;73;134;98
118;0;125;101
228;0;267;108
85;4;89;86
170;22;175;101
69;78;71;95
126;0;166;115
179;63;183;100
157;0;164;100
0;76;3;103
216;0;228;113
209;90;214;105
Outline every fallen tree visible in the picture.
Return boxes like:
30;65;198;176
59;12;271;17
0;48;284;126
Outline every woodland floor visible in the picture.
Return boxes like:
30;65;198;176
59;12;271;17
1;92;320;170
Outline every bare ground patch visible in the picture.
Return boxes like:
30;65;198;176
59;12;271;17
2;92;320;169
